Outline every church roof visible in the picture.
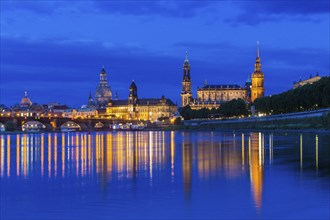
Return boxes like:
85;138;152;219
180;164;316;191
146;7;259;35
110;98;176;106
199;84;243;90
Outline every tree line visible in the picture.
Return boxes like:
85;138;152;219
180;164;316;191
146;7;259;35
180;98;248;120
254;76;330;114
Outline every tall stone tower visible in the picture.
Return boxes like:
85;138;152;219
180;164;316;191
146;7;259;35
128;80;138;105
95;66;112;107
181;51;192;107
251;42;265;102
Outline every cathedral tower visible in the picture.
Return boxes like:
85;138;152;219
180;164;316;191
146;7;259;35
181;51;192;107
251;42;265;102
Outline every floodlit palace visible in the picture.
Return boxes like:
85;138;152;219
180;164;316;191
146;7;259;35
181;43;265;109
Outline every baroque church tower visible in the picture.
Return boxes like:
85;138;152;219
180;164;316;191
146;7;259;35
95;66;112;107
128;80;138;105
251;42;265;102
181;51;192;107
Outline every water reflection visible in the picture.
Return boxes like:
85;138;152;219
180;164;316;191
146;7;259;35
0;131;328;215
249;132;264;211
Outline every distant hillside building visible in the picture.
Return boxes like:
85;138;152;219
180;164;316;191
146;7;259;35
95;66;112;107
293;73;321;89
106;81;177;121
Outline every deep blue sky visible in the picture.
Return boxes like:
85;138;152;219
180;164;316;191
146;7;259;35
1;1;329;107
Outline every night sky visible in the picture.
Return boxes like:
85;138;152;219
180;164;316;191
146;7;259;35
1;1;329;107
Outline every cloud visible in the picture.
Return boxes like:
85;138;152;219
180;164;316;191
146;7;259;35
1;0;216;18
93;1;216;17
226;0;330;25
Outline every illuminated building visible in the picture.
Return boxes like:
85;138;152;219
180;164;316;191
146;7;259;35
106;81;177;121
293;73;321;89
192;84;247;110
181;43;264;109
251;42;265;102
62;108;98;119
95;66;112;107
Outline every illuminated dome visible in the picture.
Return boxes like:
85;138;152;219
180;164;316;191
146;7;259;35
20;91;32;107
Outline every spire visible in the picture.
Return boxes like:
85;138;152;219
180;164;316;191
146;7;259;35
257;41;260;58
24;91;28;97
254;41;262;72
185;51;189;63
89;91;93;99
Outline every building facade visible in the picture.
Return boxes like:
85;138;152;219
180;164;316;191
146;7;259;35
189;84;247;110
251;43;265;102
107;81;177;121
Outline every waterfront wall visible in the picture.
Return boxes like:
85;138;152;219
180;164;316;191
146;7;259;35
183;108;330;130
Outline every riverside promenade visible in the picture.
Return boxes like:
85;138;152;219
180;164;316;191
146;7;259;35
183;108;330;130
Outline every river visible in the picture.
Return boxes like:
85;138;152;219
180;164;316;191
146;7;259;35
0;131;329;219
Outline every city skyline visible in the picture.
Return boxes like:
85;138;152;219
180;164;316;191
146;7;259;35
1;1;329;107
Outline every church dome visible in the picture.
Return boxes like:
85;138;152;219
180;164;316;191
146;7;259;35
20;92;32;107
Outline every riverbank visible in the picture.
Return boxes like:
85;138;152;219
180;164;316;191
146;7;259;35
165;112;330;132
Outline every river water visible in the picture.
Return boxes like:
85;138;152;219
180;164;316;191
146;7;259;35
0;131;329;219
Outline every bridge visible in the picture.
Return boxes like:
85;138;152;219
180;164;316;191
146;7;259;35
0;116;143;131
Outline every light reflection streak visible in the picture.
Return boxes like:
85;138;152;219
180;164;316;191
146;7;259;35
7;135;10;177
54;134;58;177
300;134;303;169
316;135;318;170
48;134;51;178
249;132;264;212
242;133;245;169
62;133;65;177
170;131;175;177
269;133;273;164
0;135;4;177
41;134;44;176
